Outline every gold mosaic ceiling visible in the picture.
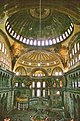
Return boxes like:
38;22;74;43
18;50;60;67
0;0;80;70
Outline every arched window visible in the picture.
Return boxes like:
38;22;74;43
32;81;46;97
37;82;41;88
0;30;11;70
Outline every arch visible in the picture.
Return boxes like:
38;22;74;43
52;66;63;76
15;66;27;75
31;68;48;76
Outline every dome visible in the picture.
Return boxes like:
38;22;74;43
52;67;63;76
5;8;74;47
15;66;27;75
17;50;60;67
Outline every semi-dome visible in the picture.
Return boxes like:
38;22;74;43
5;8;74;47
17;50;60;67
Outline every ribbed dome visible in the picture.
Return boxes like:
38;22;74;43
5;8;74;46
18;50;60;67
52;67;63;76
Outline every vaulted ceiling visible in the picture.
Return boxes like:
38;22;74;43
0;0;80;72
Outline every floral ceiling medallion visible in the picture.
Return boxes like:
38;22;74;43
29;8;51;19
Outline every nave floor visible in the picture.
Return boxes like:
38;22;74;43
9;109;35;121
7;108;69;121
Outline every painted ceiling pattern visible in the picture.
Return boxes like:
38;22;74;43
18;50;60;67
0;0;80;71
5;8;73;46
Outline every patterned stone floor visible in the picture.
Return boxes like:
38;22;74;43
9;109;35;121
9;109;65;121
